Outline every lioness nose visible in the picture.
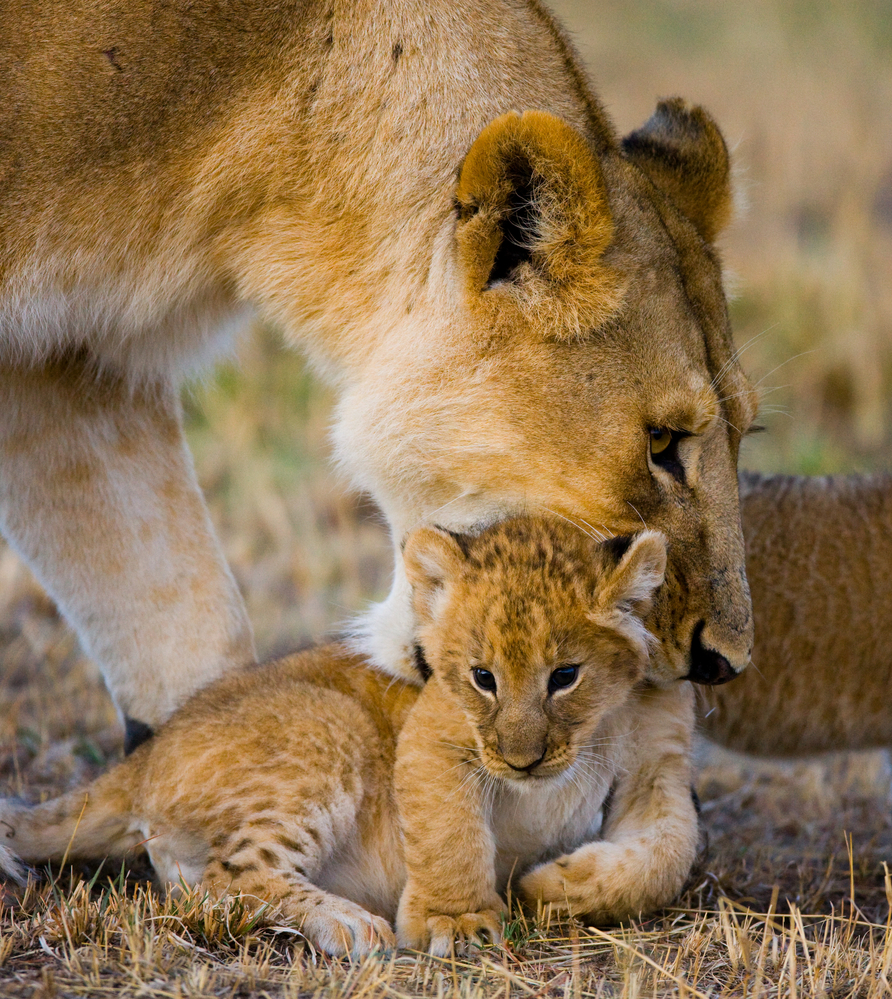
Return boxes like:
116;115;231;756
686;621;737;685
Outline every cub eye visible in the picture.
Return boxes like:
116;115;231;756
548;664;580;693
648;427;689;481
472;668;497;692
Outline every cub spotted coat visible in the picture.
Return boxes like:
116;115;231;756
0;518;698;956
0;0;756;742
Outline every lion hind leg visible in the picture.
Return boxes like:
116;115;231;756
202;824;394;957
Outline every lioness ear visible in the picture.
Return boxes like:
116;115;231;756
402;526;469;620
622;98;732;243
455;110;621;331
594;530;667;618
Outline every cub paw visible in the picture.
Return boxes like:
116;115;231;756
519;857;573;912
520;842;640;923
300;897;396;957
398;906;504;956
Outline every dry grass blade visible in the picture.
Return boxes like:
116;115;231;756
584;924;711;998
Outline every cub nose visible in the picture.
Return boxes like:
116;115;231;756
686;621;738;685
501;749;546;773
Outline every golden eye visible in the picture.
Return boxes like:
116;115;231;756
649;428;673;455
648;427;691;483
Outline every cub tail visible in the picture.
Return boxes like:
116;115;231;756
0;766;141;881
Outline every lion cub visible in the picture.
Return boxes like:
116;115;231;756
0;518;698;957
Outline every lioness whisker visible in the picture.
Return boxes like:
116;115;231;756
752;350;818;391
717;382;788;407
757;407;794;420
710;325;779;391
714;414;745;436
422;492;471;521
578;515;614;540
625;502;649;529
540;506;604;543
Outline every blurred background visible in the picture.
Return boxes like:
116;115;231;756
1;0;891;802
557;0;892;474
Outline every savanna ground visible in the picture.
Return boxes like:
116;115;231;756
3;0;892;995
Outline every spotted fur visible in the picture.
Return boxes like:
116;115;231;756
398;518;698;951
0;517;698;957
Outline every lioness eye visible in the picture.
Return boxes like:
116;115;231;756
471;668;497;692
548;665;579;693
648;427;689;481
649;428;673;454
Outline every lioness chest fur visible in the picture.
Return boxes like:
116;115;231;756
0;518;698;957
0;0;756;736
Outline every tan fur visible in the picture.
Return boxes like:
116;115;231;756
701;472;892;756
397;520;698;950
0;517;698;957
0;0;756;730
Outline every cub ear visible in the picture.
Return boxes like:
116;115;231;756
402;526;469;620
622;98;732;243
594;530;667;618
454;110;621;331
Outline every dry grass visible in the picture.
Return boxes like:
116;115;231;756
3;879;892;998
3;0;892;994
2;771;892;998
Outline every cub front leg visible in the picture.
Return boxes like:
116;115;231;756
521;685;699;923
395;681;505;955
0;363;255;739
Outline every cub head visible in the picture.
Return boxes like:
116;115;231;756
403;517;667;787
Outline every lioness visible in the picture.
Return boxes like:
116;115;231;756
0;518;698;957
701;472;892;755
0;0;757;745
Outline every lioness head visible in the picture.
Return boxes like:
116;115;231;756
342;100;757;687
403;517;666;786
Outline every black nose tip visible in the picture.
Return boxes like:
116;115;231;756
686;621;738;685
503;751;547;773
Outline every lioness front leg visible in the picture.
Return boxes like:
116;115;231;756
0;362;254;741
394;682;505;955
521;685;698;923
